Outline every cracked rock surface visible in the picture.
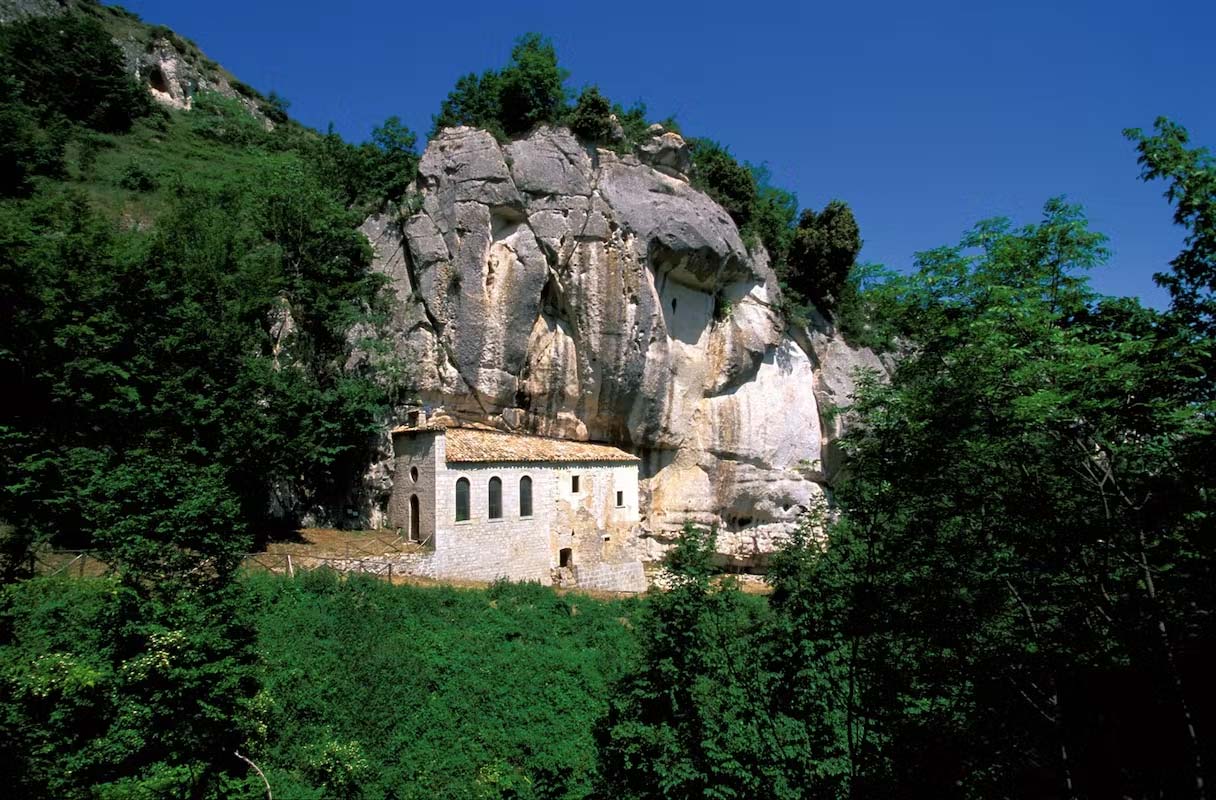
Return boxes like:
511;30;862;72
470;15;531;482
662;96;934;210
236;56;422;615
357;125;886;565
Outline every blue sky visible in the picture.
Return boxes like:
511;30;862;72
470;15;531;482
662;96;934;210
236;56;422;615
116;0;1216;306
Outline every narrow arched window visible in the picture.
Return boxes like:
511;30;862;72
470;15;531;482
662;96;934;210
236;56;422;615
455;477;470;522
488;476;502;520
519;476;533;518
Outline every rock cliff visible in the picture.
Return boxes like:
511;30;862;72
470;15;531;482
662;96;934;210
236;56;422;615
358;125;883;565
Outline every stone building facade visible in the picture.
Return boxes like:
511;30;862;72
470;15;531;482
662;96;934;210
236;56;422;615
387;417;647;592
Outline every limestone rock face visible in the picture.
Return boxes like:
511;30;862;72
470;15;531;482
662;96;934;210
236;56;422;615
361;125;886;565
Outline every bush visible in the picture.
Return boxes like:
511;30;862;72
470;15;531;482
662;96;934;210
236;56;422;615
569;86;615;143
118;161;158;192
688;138;758;229
190;91;267;146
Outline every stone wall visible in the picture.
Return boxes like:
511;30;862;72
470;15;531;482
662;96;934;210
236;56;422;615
431;457;557;584
389;429;647;590
387;430;440;543
573;561;647;593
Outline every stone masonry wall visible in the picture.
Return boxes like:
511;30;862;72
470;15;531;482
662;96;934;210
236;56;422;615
431;459;557;584
387;430;440;543
573;561;648;593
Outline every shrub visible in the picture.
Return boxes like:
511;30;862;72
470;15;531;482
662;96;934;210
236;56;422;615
118;161;158;192
688;137;758;228
569;85;615;143
190;91;267;146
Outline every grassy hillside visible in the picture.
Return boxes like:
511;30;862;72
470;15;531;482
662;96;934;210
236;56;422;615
1;573;643;799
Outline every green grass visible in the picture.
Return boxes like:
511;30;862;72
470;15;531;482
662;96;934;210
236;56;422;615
51;107;277;224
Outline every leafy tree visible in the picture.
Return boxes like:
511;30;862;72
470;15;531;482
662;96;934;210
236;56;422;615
688;138;758;229
784;200;862;313
0;11;150;133
498;33;568;135
816;197;1216;797
431;32;569;139
569;85;616;143
598;525;789;799
366;115;419;205
432;69;505;138
0;73;68;197
1126;118;1216;352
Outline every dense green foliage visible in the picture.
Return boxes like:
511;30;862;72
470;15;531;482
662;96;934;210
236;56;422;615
599;525;847;800
1126;118;1216;347
784;201;863;313
0;575;262;798
602;127;1216;798
0;8;427;795
4;6;1213;798
1;573;641;799
0;10;150;196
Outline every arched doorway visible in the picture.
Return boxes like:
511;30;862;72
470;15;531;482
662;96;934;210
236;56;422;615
409;495;420;542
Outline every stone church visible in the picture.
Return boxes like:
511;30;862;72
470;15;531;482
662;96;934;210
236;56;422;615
387;411;647;592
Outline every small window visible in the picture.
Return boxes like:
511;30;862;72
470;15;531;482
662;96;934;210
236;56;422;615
571;475;580;493
519;476;533;518
455;477;470;522
616;490;624;507
559;548;573;568
488;476;502;520
410;466;419;483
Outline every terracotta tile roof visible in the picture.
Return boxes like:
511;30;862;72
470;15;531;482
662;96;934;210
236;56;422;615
394;426;638;464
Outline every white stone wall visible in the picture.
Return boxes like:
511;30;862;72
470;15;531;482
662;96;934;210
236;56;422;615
390;430;647;590
431;459;557;583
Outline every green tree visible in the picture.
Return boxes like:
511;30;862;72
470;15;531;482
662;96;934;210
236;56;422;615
367;115;419;205
569;85;616;143
0;11;150;133
688;138;758;229
498;33;568;135
1126;118;1216;353
784;200;862;314
815;196;1215;797
598;525;791;799
431;33;569;139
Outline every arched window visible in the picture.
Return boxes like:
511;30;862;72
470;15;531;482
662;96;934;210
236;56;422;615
488;476;503;520
519;476;533;518
409;495;420;541
455;477;470;522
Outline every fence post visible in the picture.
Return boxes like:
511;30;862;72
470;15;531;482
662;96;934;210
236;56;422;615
287;554;294;578
388;563;393;584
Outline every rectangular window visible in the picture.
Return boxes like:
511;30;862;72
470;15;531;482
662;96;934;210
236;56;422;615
616;490;624;507
571;475;580;493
